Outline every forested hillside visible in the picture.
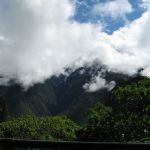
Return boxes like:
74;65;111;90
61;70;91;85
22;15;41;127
0;66;130;123
1;77;150;142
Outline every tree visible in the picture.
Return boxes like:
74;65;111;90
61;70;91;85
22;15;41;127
76;103;115;142
77;78;150;142
0;114;79;141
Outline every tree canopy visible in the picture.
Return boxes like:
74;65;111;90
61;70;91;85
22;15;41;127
77;78;150;142
0;114;79;141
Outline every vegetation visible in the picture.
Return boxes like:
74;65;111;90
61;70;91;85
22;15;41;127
1;77;150;142
76;77;150;142
0;114;79;141
76;103;114;142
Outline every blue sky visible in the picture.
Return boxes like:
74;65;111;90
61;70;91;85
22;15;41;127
73;0;145;34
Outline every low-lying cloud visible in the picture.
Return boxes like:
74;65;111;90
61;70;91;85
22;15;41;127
83;71;116;92
0;0;150;88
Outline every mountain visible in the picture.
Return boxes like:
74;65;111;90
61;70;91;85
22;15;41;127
0;65;138;122
53;66;130;122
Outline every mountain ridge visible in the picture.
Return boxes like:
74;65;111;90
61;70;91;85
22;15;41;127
0;65;140;122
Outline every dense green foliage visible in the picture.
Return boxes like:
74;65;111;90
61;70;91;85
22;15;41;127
76;103;115;142
77;77;150;142
1;77;150;142
0;114;79;141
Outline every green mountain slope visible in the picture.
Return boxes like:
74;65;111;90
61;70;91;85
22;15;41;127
0;66;136;122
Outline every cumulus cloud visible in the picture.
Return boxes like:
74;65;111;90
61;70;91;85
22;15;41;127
0;0;101;87
0;0;150;89
92;0;133;19
99;10;150;76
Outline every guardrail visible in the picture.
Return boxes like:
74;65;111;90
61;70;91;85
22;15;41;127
0;138;150;150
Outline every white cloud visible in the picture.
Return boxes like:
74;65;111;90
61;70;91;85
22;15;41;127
92;0;133;18
99;11;150;75
83;72;116;92
141;0;150;9
83;77;107;92
0;0;150;88
141;66;150;77
0;0;101;87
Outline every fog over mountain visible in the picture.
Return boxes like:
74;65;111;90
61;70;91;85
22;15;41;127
0;0;150;89
0;64;131;122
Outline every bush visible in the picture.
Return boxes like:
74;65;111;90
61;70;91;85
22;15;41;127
0;114;79;141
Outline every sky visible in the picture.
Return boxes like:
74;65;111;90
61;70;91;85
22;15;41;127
74;0;144;33
0;0;150;90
